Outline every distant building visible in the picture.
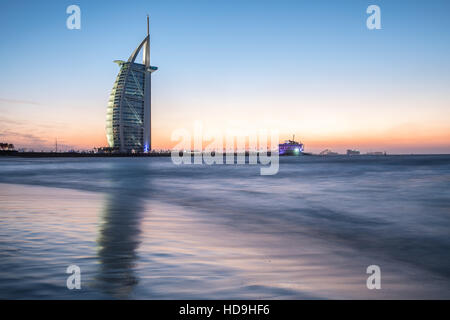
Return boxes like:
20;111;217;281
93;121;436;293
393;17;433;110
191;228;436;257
106;16;157;153
94;147;118;154
0;143;15;151
319;149;339;156
346;149;360;156
366;151;386;156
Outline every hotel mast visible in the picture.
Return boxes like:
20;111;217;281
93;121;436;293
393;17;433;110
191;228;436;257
106;16;157;153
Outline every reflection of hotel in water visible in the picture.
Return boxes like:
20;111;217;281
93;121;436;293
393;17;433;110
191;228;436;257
106;16;157;153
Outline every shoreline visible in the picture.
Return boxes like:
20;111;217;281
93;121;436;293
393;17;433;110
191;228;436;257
0;151;172;157
1;151;449;158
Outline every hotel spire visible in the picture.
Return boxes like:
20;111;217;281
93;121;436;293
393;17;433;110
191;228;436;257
143;15;150;67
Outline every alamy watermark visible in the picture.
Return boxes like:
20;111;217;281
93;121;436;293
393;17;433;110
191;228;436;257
366;5;381;30
171;121;279;175
366;265;381;289
66;5;81;30
66;264;81;290
64;5;381;32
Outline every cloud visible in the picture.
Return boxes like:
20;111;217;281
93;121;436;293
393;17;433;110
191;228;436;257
0;114;83;150
0;129;48;145
0;117;52;149
0;98;41;106
0;126;79;151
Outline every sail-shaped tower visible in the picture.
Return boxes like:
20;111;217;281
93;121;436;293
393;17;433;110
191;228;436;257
106;16;157;153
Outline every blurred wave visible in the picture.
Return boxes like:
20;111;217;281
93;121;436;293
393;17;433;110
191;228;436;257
0;155;449;299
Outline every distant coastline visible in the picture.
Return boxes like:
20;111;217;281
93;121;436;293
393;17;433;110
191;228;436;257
0;150;172;157
1;150;448;158
0;151;277;158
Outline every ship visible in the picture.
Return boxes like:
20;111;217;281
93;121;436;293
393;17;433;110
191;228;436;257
279;135;305;156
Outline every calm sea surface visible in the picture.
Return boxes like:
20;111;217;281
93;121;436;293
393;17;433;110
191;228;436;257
0;155;449;299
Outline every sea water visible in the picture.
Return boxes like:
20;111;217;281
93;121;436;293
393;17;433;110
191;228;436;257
0;155;449;299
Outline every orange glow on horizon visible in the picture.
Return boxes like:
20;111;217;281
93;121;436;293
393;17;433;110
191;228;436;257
3;123;449;154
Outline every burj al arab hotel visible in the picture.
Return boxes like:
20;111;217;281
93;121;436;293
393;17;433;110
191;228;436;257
106;16;157;153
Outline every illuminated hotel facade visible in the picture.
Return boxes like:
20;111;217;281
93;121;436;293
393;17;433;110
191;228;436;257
106;17;157;153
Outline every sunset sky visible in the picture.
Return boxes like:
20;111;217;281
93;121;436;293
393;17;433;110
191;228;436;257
1;0;449;153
